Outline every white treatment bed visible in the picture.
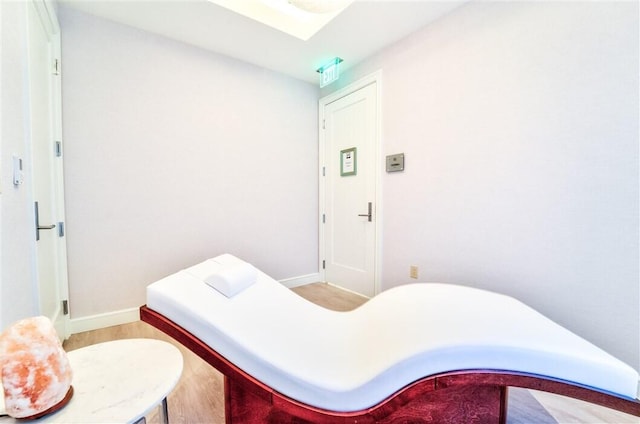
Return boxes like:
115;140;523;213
141;254;640;423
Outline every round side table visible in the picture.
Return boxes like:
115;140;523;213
1;338;183;424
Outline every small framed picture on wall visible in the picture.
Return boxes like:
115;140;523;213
340;147;357;176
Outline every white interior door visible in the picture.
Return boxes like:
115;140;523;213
27;0;69;339
320;78;380;297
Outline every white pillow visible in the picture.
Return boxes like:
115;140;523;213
204;261;257;298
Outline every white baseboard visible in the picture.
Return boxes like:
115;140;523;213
279;272;322;288
69;307;140;335
69;273;321;335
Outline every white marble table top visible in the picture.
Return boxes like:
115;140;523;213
1;338;183;424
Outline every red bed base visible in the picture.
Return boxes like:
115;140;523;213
140;305;640;423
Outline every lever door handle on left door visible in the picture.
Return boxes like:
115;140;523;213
34;201;56;241
357;202;373;222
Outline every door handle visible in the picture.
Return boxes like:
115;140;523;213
357;202;372;222
34;201;56;241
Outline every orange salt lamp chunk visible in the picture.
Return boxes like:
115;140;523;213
0;316;72;419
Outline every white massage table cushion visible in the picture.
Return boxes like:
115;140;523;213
146;255;639;412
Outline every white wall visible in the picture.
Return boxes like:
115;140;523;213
324;1;639;370
0;1;39;329
1;0;3;327
52;2;640;373
59;7;319;319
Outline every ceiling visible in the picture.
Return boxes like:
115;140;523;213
57;1;468;85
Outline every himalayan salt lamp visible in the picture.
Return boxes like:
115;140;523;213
0;316;73;419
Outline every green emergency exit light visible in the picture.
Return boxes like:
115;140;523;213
316;57;343;88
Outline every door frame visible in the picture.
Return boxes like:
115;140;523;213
318;71;383;296
29;0;70;339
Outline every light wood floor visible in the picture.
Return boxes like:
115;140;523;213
63;283;639;424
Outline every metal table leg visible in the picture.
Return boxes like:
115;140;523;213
159;398;169;424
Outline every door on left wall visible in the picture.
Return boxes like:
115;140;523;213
27;0;70;340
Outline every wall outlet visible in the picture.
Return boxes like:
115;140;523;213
410;265;419;279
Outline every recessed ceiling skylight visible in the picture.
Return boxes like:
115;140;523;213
208;0;353;41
